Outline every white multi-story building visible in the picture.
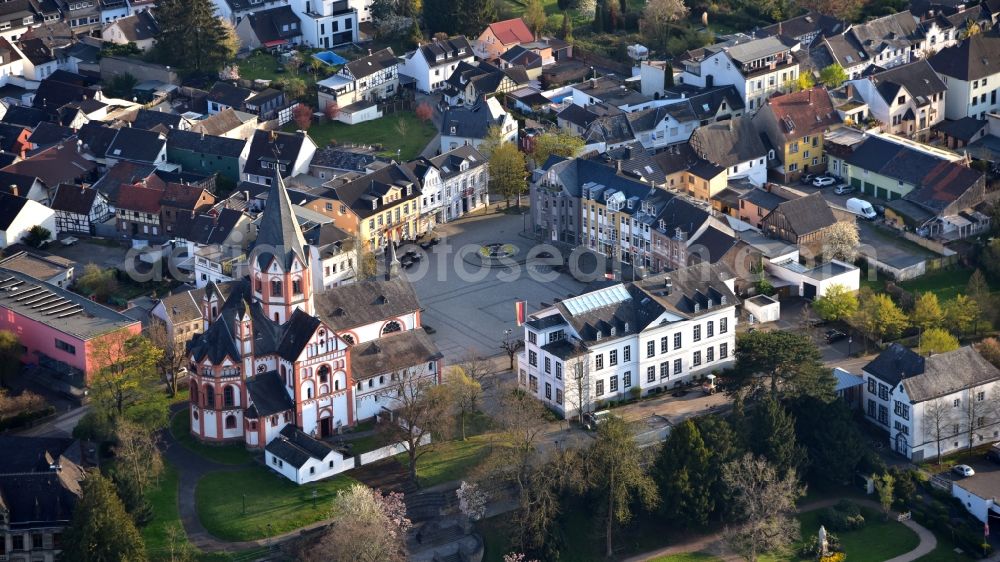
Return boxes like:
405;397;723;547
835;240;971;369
847;59;946;141
517;262;738;418
398;36;474;94
928;34;1000;121
410;144;489;229
288;0;357;49
316;48;399;124
861;343;1000;462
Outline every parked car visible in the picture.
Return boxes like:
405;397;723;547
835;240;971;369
800;173;817;185
583;410;610;430
813;176;837;187
834;184;856;195
953;464;976;477
825;329;848;343
987;443;1000;463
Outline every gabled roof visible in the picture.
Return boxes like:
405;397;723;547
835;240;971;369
315;276;422;332
206;82;253;109
500;44;542;68
865;344;1000;402
27;121;72;148
762;86;841;140
440;98;508;140
175;208;245;245
244;5;301;44
2;105;47;128
115;182;162;213
0;191;30;230
17;36;53;66
768;192;838;236
109;10;159;42
324;162;421;220
106;127;165;163
758;10;844;41
189;108;255;137
253;169;308;269
265;425;337;468
156;288;206;325
246;371;295;417
344;47;397;80
417;36;473;67
927;33;1000;82
690;116;767;167
50;184;99;215
244;129;310;178
350;330;442;378
2;141;97;188
483;18;533;46
167;129;247;159
132;108;183;132
868;59;947;105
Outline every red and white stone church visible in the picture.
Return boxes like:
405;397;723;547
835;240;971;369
186;170;442;449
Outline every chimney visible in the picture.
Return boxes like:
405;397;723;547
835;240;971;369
8;184;17;197
808;89;813;105
846;83;855;100
616;160;622;173
368;48;373;56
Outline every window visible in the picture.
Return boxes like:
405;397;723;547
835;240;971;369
595;354;604;370
706;347;714;362
271;279;282;296
609;350;618;366
556;388;563;404
647;340;655;357
32;533;42;549
673;358;682;374
720;342;728;359
954;398;961;408
555;363;562;379
867;378;876;393
660;336;668;354
223;386;234;407
660;361;669;379
878;405;889;426
205;386;215;408
707;321;714;338
674;333;682;349
529;375;538;392
225;415;237;429
647;366;655;382
894;400;909;420
623;345;630;362
867;399;876;417
878;384;889;401
528;331;537;345
693;325;701;342
623;371;631;388
55;338;76;355
693;351;702;366
977;391;985;401
545;382;552;399
596;379;604;395
13;535;24;551
544;357;551;374
610;375;619;392
292;279;302;294
528;351;537;367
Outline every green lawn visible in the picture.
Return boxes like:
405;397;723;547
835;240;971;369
397;433;498;488
899;267;999;302
195;467;356;541
782;507;920;562
650;554;723;562
169;408;255;466
292;111;436;160
142;463;233;562
238;51;329;87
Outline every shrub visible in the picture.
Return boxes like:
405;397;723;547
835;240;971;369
800;532;842;557
820;553;846;562
820;506;866;531
833;499;861;517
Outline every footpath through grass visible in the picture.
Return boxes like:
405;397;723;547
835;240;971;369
290;111;436;160
169;408;254;466
195;467;356;541
142;463;233;562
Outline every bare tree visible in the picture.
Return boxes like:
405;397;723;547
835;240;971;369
113;420;164;497
378;370;452;485
457;348;496;387
444;366;482;440
964;376;993;451
570;357;591;424
513;447;586;554
923;398;952;464
500;331;524;371
146;321;187;397
723;454;802;562
492;386;551;497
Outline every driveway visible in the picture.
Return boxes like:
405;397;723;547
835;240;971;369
405;212;592;362
45;239;131;271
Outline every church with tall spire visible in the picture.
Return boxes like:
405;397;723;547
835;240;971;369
185;169;442;449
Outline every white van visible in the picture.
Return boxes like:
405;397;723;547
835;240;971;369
846;198;877;220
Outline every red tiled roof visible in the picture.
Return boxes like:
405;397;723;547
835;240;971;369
160;182;212;211
487;18;533;45
765;86;841;139
116;183;163;213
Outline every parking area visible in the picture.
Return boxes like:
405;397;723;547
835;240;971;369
404;212;593;362
44;238;131;271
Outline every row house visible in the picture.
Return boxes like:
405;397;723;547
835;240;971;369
517;262;738;418
862;343;1000;461
242;129;317;185
689;116;768;187
847;60;946;141
811;12;920;80
928;34;1000;121
49;183;112;235
323;162;423;252
398;35;474;94
754;87;843;182
115;181;216;238
408;144;489;230
316;48;399;125
678;35;801;113
0;0;42;41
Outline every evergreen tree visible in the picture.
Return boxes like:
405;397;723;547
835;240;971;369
748;398;802;474
789;396;864;485
459;0;497;38
560;11;574;41
654;420;712;526
694;415;741;520
63;473;146;562
424;0;459;36
730;330;834;403
154;0;238;74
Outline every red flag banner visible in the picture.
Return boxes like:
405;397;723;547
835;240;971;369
515;300;526;326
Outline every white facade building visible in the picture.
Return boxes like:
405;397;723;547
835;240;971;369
0;192;55;248
928;34;1000;121
517;263;738;418
862;344;1000;462
410;144;489;229
398;36;474;93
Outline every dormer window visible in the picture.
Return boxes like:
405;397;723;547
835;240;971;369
610;326;616;336
694;303;700;312
406;185;412;196
720;295;727;305
707;298;713;308
595;330;602;340
371;199;378;209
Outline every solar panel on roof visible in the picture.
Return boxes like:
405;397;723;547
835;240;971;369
563;284;631;315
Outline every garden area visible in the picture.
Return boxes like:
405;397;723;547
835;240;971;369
142;464;236;561
289;111;436;160
169;408;255;465
194;467;357;541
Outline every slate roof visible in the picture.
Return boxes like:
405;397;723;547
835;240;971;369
106;127;165;163
167;129;247;158
254;169;309;269
418;36;472;67
2;142;97;188
175;208;245;245
758;10;845;42
77;122;118;157
769;192;838;236
690;116;766;167
246;370;295;417
0;436;85;531
189;108;255;136
156;288;207;325
265;425;337;468
244;129;309;178
244;6;301;44
500;45;542;68
484;18;533;46
111;10;159;41
869;60;947;105
132;108;183;132
0;191;29;230
865;343;1000;402
927;34;1000;81
49;184;98;214
27;122;73;148
933;117;987;143
345;47;397;80
310;146;382;172
207;82;252;109
2;105;47;128
742;187;791;210
350;330;442;378
315;276;422;332
89;161;157;203
17;36;53;66
440;99;507;140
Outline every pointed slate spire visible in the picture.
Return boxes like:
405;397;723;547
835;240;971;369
255;167;308;269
